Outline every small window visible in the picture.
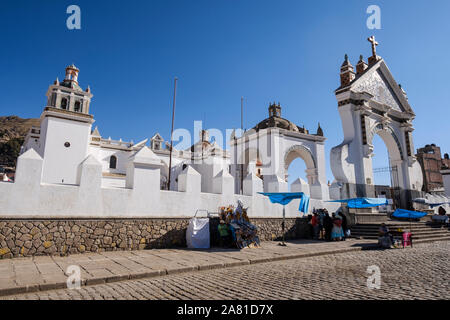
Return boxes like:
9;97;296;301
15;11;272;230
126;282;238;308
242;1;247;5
109;155;117;169
74;101;82;112
61;98;68;110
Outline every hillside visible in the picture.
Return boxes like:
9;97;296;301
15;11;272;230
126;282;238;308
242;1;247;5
0;116;40;167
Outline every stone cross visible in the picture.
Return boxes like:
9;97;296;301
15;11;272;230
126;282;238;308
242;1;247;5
368;36;379;57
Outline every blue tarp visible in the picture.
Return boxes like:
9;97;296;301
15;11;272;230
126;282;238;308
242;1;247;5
327;197;388;208
392;208;428;219
412;198;450;208
258;192;310;213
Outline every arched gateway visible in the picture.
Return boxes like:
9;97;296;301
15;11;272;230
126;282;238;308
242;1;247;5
330;37;423;208
230;102;329;200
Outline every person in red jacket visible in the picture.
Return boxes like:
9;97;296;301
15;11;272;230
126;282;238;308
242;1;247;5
311;212;320;240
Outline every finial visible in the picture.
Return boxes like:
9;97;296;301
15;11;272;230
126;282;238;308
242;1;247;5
359;54;363;61
316;122;323;136
344;54;348;62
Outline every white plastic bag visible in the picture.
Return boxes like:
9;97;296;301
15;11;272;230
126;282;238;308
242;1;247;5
186;217;210;249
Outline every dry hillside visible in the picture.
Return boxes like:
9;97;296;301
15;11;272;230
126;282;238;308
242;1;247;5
0;116;40;167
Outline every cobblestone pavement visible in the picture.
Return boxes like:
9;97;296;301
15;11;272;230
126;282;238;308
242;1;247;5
2;241;449;300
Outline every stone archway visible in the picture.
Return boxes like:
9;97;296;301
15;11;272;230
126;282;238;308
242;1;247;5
283;145;317;184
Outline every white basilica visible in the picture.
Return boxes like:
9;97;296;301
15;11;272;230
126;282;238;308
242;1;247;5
7;37;446;218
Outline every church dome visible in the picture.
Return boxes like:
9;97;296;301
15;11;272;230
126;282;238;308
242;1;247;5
253;102;308;134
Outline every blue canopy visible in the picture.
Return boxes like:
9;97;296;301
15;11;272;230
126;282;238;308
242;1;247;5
328;197;388;208
258;192;310;213
412;198;450;208
392;208;428;219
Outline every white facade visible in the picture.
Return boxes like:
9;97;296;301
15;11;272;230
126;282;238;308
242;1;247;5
13;65;339;219
330;50;423;208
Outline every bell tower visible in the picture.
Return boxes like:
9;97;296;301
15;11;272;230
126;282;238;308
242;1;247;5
39;65;95;184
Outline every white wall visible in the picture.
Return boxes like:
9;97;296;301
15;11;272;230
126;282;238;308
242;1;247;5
0;149;341;218
41;117;91;184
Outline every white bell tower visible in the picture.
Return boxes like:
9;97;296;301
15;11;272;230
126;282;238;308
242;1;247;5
39;65;95;184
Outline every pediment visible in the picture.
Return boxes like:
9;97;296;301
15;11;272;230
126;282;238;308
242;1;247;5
350;60;414;114
151;133;164;141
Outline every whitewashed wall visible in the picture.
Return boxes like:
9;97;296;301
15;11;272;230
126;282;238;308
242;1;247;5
0;148;341;218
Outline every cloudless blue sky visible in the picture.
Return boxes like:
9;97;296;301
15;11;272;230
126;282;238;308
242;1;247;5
1;0;449;185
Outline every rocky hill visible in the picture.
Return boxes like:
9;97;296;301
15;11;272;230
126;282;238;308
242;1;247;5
0;116;40;167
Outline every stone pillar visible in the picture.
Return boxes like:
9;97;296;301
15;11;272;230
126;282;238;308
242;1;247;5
126;146;161;194
212;169;234;195
76;154;103;214
77;154;102;188
15;148;43;187
329;181;342;200
310;181;329;200
290;178;310;195
243;172;263;196
264;174;288;192
178;165;201;193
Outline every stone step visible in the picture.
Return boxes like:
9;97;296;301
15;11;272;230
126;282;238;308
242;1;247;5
351;232;450;239
351;225;443;231
351;234;450;241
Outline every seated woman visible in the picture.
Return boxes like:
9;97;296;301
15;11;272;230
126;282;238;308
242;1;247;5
378;223;393;248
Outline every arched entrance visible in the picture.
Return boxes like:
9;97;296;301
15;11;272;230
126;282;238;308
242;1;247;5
331;43;424;208
367;123;404;208
283;145;317;185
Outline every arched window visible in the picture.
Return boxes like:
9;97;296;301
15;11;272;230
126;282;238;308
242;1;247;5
61;98;68;110
74;101;82;113
109;155;117;169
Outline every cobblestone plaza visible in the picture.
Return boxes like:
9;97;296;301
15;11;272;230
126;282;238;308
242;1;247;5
2;241;449;300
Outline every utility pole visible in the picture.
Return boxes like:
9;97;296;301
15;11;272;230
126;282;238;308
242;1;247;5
240;96;244;194
167;77;178;190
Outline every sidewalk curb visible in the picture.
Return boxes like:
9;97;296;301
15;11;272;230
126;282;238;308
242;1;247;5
0;239;446;298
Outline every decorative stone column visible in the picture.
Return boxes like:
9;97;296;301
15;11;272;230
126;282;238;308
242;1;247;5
212;169;234;195
290;178;310;196
243;172;263;196
177;165;201;193
126;146;161;194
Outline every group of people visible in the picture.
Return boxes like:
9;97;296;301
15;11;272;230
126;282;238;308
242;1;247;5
308;209;349;241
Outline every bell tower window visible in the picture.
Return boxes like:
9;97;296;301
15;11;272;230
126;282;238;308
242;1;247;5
74;101;82;113
109;155;117;169
61;98;68;110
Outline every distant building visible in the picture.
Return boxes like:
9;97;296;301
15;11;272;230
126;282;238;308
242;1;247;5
416;144;450;193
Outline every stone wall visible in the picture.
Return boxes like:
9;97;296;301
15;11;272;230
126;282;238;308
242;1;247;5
0;217;310;259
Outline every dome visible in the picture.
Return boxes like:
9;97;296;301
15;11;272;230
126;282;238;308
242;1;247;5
253;116;302;132
252;102;309;134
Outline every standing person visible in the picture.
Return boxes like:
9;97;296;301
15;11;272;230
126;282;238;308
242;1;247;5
323;212;333;242
311;212;319;240
331;213;345;241
307;214;313;239
218;220;231;247
318;210;325;240
338;212;348;240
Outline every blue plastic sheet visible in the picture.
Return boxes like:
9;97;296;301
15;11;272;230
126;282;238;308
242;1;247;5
327;197;388;208
392;208;428;219
258;192;310;213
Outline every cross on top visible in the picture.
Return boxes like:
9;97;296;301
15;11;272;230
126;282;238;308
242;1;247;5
368;36;379;57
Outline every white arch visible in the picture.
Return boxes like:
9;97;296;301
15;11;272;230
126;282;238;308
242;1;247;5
283;145;317;184
367;123;403;161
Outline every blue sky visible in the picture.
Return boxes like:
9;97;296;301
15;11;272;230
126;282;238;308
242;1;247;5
1;0;449;185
